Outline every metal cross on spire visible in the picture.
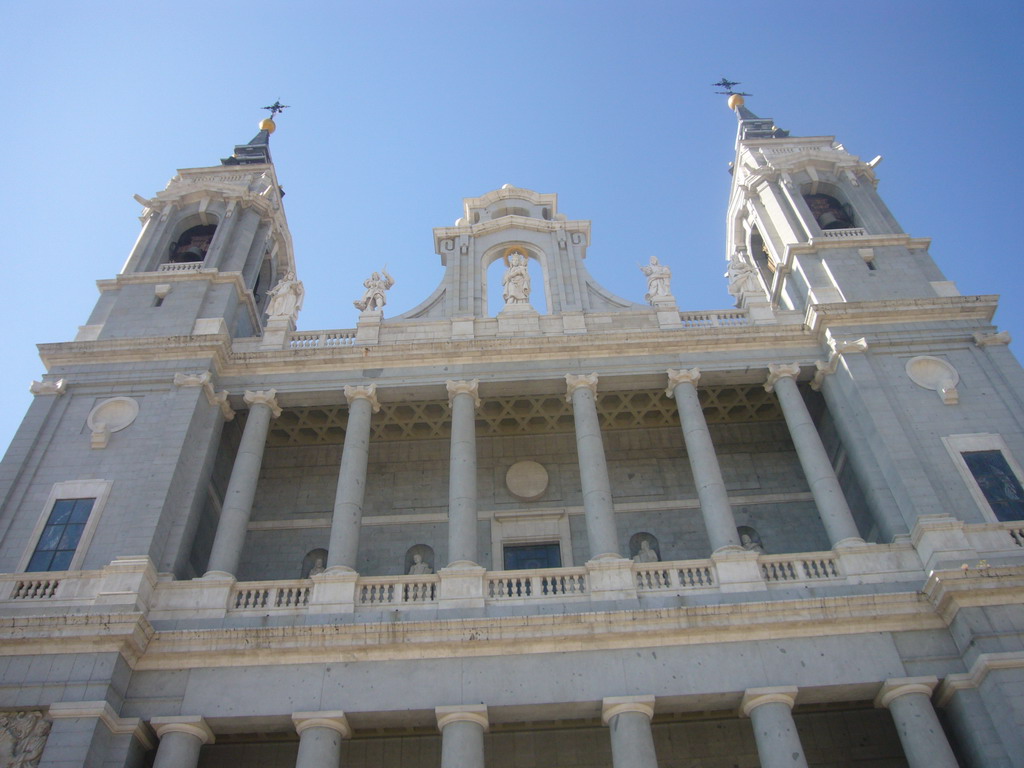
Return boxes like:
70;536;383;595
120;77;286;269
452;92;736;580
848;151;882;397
712;78;751;96
262;100;290;118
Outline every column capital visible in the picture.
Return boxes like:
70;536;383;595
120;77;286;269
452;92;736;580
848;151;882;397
344;383;381;413
565;372;599;402
764;363;801;393
874;676;939;709
292;710;352;738
150;715;215;745
435;704;489;732
740;686;799;717
243;389;282;418
446;379;481;408
601;694;656;725
665;368;700;397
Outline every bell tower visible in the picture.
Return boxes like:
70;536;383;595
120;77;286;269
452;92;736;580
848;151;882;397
723;95;952;315
77;114;295;342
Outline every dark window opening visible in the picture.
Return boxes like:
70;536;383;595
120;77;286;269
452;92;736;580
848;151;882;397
170;224;217;263
27;498;94;571
803;194;855;230
503;542;561;570
963;450;1024;522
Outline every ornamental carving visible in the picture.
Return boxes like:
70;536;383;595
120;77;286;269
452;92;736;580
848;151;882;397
565;373;599;402
0;711;51;768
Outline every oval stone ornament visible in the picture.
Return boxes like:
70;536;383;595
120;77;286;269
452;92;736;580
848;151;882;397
506;460;549;501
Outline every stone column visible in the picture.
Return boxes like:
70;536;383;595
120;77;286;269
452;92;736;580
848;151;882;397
151;716;214;768
765;365;862;547
436;705;488;768
326;385;380;571
446;380;481;566
205;390;280;577
666;369;742;552
740;687;808;768
293;711;351;768
602;695;658;768
566;373;620;559
876;677;958;768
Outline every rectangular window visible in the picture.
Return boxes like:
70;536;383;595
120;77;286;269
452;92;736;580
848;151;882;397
503;542;562;571
26;498;95;572
961;451;1024;523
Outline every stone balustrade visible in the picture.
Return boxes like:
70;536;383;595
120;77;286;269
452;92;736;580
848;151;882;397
760;553;840;583
815;227;868;239
289;329;358;349
156;261;204;273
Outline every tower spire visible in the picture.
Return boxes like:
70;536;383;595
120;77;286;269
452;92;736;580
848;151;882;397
222;102;289;166
722;90;789;142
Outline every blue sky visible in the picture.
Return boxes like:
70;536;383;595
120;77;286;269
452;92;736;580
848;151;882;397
1;1;1022;453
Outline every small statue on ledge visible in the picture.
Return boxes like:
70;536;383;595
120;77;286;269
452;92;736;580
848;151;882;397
633;539;659;563
640;256;672;304
408;553;433;575
266;270;304;322
354;267;394;312
502;250;531;306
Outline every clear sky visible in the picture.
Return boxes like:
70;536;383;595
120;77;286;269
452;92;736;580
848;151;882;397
1;1;1022;455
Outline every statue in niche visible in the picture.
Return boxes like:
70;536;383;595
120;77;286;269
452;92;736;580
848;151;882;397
633;539;660;563
0;711;51;768
354;267;394;312
739;526;766;554
502;250;531;306
639;256;672;304
266;271;304;322
408;553;433;575
726;252;761;298
308;556;326;576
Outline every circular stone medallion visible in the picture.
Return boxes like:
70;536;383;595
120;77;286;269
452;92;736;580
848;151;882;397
505;460;549;501
86;397;140;433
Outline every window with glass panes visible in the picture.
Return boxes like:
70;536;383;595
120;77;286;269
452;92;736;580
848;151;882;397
26;498;94;571
961;450;1024;522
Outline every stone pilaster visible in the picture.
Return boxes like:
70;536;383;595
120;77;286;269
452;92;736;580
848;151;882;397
446;379;481;566
602;695;658;768
666;368;741;552
436;705;488;768
740;687;808;768
765;365;862;547
326;384;380;571
293;711;351;768
204;390;280;577
876;677;958;768
566;373;620;559
151;716;214;768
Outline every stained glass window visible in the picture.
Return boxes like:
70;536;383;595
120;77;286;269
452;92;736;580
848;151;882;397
26;498;94;572
962;451;1024;523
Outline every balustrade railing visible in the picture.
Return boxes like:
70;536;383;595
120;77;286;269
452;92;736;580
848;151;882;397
10;577;61;600
157;262;204;273
357;575;438;606
761;554;840;583
816;228;867;239
1007;525;1024;548
231;581;310;610
289;330;358;349
678;311;750;328
487;568;587;600
635;561;715;591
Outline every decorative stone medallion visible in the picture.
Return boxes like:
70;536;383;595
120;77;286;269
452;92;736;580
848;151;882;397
86;397;140;434
505;460;549;501
905;356;960;404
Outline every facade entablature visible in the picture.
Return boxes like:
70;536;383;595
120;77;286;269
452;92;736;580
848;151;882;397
433;217;591;260
804;295;999;335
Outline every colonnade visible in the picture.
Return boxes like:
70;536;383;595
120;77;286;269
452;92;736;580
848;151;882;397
147;678;957;767
202;365;862;579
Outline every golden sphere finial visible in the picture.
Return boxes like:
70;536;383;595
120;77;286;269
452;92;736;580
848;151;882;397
727;94;744;110
259;117;277;134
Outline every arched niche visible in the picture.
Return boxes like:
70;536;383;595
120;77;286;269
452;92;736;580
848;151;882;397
483;244;549;316
404;544;435;575
167;218;219;265
801;184;856;231
301;548;328;578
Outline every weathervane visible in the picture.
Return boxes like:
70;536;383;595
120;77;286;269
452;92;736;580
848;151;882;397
712;78;751;97
262;100;290;119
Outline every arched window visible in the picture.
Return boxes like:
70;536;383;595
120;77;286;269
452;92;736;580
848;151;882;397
169;224;217;263
803;194;855;230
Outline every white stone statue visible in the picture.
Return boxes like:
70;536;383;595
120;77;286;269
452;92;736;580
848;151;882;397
308;556;325;576
502;250;531;306
408;553;432;575
633;539;659;563
266;271;304;321
741;533;765;553
639;256;672;304
726;252;761;298
354;268;394;312
0;711;50;768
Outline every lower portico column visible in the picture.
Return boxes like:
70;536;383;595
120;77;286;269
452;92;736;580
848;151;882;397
326;384;380;571
446;379;481;566
602;695;658;768
740;687;808;768
666;368;742;552
875;677;958;768
436;705;488;768
566;373;620;559
151;716;214;768
205;390;281;577
292;711;351;768
765;365;863;547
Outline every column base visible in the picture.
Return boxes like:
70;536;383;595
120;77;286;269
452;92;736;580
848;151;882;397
833;536;866;549
308;569;358;614
711;549;767;593
438;565;486;609
201;570;235;581
586;557;637;602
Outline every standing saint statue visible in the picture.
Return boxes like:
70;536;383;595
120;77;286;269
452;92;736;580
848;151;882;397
265;271;304;322
354;267;395;312
640;256;672;304
502;250;531;306
726;251;761;298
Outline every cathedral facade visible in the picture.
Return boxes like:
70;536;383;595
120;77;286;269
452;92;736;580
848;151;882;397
0;101;1022;767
